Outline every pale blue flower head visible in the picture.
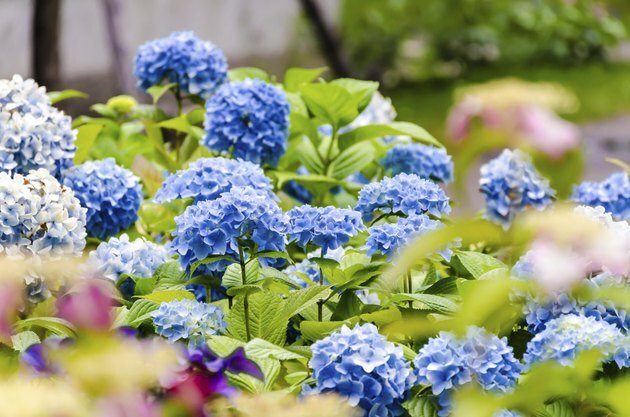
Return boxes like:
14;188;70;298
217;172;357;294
287;205;365;254
356;173;451;222
89;234;169;282
381;143;453;183
0;75;76;178
154;157;273;204
133;31;227;98
479;149;554;226
0;168;86;257
151;299;226;342
63;158;143;240
203;79;290;167
572;171;630;220
305;323;415;417
170;186;288;275
524;314;630;368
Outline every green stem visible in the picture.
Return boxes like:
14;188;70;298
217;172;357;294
406;271;413;309
317;266;324;321
238;243;251;341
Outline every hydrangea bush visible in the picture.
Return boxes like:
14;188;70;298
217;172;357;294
0;31;629;417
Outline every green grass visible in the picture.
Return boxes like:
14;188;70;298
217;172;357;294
387;62;630;140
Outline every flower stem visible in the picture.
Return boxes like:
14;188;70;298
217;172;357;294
317;266;324;321
238;243;251;341
406;270;413;309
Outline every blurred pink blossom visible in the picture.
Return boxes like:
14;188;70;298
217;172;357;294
56;279;117;331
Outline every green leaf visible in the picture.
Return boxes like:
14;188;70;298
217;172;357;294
404;396;439;417
245;338;307;361
390;293;458;313
226;284;264;297
284;67;328;92
154;261;187;290
359;307;402;325
537;401;576;417
222;260;260;289
300;83;358;130
15;317;76;337
451;251;506;280
131;155;165;197
424;277;459;295
330;78;378;112
136;290;195;303
280;285;331;319
91;103;118;118
298;138;326;174
74;124;103;164
124;299;158;327
259;267;303;289
271;171;339;191
300;319;358;342
48;89;87;104
290;112;321;147
190;255;235;278
11;331;40;352
144;120;178;172
147;83;177;104
338;122;441;150
328;142;376;179
207;335;246;356
134;276;158;295
227;290;286;343
228;67;270;82
228;357;280;393
157;115;191;134
331;291;362;321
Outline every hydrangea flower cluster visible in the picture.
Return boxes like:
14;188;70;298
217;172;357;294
0;169;86;258
366;214;447;259
154;157;273;204
381;144;453;183
170;186;288;275
0;75;76;178
524;314;630;368
89;234;169;282
479;149;554;226
133;31;227;98
414;327;522;395
305;323;415;417
572;171;630;220
203;79;290;167
284;247;346;287
63;158;143;240
151;299;226;343
287;205;364;253
356;173;451;222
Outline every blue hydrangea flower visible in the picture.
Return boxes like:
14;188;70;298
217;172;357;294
133;31;227;98
154;157;273;204
0;169;86;258
524;314;630;368
63;158;143;240
366;214;448;260
523;293;579;334
89;234;169;282
381;143;453;183
151;299;226;342
479;149;554;226
0;75;76;178
356;173;451;222
170;186;288;275
572;171;630;220
283;166;314;204
287;205;364;254
203;79;290;167
305;323;415;417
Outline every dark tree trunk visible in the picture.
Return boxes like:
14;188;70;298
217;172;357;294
298;0;352;78
32;0;62;89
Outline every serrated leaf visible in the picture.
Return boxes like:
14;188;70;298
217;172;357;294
48;89;87;104
245;338;306;361
331;291;362;321
359;306;403;325
226;284;264;297
300;83;358;130
284;67;328;92
11;331;40;352
15;317;76;337
404;396;439;417
227;290;285;343
390;293;458;313
154;261;187;290
136;290;194;303
228;67;270;82
300;319;358;342
207;335;246;356
147;83;177;104
328;142;376;179
424;277;459;295
451;251;506;280
228;357;280;393
222;260;260;289
124;299;159;327
74;124;103;164
338;122;441;150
